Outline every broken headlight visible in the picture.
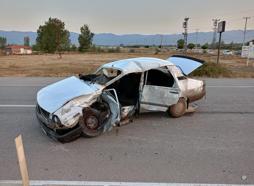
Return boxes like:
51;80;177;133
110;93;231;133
60;95;95;115
62;113;81;128
52;115;66;128
52;115;61;123
54;95;98;128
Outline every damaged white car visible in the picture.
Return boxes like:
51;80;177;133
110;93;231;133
36;55;206;142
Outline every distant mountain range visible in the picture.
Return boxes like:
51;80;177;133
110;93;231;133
1;30;254;46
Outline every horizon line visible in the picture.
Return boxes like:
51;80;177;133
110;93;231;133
0;29;251;36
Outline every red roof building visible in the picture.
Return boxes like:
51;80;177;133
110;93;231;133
5;45;32;55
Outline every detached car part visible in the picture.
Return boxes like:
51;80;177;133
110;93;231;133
36;55;206;142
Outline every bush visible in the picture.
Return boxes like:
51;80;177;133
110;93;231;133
129;45;141;48
190;62;232;77
177;39;184;49
129;49;135;53
88;45;106;53
187;43;195;49
70;44;77;51
202;43;209;50
107;47;120;53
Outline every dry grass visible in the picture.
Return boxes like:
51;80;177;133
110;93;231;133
0;50;253;77
188;53;254;78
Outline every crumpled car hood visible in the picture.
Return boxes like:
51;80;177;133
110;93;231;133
37;76;103;113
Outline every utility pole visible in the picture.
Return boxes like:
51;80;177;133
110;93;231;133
242;17;251;47
212;19;220;49
195;29;199;49
159;35;163;48
183;17;190;52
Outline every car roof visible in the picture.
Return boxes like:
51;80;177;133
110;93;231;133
101;57;174;74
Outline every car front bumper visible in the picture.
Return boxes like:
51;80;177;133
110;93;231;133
36;105;83;143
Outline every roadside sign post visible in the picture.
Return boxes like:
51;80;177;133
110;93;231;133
247;42;254;66
217;32;222;64
217;21;226;64
15;135;30;186
241;45;249;58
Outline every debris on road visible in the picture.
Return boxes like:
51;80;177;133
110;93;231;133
242;175;247;181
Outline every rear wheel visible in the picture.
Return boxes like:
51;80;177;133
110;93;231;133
168;98;187;118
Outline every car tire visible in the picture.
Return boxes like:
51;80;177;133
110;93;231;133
168;98;187;118
80;108;104;138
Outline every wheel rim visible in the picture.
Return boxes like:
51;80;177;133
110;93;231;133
85;115;99;130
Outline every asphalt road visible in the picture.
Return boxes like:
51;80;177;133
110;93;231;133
0;77;254;184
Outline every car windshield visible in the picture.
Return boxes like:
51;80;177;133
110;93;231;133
89;68;121;85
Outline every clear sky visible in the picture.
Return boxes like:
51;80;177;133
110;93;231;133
1;0;254;34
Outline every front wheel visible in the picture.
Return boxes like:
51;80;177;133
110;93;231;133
80;108;105;138
168;98;187;118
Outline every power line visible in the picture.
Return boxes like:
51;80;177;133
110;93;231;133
189;8;254;22
242;16;251;46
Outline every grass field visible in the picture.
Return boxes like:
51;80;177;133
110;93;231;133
0;50;253;77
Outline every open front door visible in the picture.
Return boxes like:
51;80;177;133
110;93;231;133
140;68;180;112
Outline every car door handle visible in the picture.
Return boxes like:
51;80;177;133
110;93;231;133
169;91;179;94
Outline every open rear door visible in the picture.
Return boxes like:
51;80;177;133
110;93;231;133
140;68;180;112
167;55;205;75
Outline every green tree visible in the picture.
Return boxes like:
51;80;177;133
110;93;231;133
0;37;7;49
201;43;209;50
177;39;184;49
78;24;94;52
32;44;40;51
36;17;70;56
187;43;195;49
24;36;30;46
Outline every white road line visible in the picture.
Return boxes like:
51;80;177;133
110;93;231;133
0;85;43;87
0;105;36;108
0;180;252;186
0;85;253;109
207;85;254;88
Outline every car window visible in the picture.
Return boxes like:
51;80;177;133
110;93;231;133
146;68;174;87
169;65;186;80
